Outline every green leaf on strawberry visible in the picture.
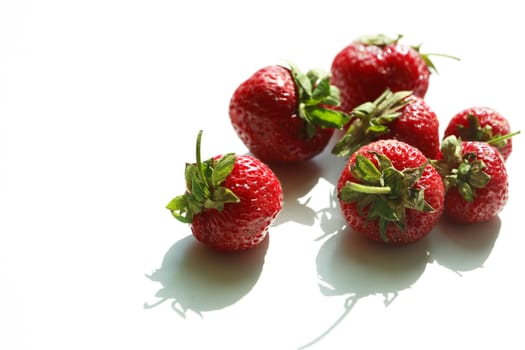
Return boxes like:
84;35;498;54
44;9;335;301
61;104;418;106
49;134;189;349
211;153;236;187
358;33;403;47
166;130;240;223
430;135;491;202
351;153;382;183
358;33;460;75
457;113;520;150
332;89;412;157
288;63;350;138
339;152;434;242
458;113;497;144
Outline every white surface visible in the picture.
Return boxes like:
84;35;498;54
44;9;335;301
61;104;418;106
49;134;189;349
2;1;524;349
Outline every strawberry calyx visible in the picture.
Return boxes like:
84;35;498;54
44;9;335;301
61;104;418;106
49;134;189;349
357;33;459;74
357;33;403;47
430;135;491;202
457;113;521;150
488;130;520;147
339;152;434;242
457;113;497;143
332;89;412;157
166;130;240;223
288;63;350;138
412;47;460;75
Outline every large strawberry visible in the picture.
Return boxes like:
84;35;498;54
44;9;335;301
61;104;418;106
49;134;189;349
443;107;519;161
431;135;509;223
337;139;444;244
166;131;283;251
330;34;440;115
229;64;349;163
332;89;440;159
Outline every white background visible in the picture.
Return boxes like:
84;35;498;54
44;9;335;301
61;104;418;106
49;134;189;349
1;1;524;349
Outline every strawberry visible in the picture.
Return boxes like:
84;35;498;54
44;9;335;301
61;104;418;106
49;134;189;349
166;131;283;251
443;107;519;161
332;89;440;159
431;135;509;224
330;34;441;115
337;139;444;244
229;64;349;163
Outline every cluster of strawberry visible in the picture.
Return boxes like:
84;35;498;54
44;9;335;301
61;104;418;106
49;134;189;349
167;34;518;250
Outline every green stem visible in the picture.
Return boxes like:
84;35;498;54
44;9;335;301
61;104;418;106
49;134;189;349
488;130;521;145
347;181;391;195
425;52;461;61
195;130;207;187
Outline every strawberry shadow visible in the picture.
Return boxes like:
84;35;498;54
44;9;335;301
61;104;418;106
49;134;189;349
427;216;501;274
143;234;268;317
314;186;345;240
270;160;322;227
316;132;350;186
300;228;429;349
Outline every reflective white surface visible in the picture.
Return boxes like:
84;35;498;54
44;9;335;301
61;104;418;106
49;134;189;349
2;1;524;349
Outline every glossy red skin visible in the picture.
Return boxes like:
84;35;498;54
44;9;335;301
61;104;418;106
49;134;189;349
191;155;283;251
229;65;334;163
442;141;508;223
443;107;513;160
337;140;444;244
384;95;440;159
331;42;430;114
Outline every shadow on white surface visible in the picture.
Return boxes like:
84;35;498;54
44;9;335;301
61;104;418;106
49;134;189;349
315;187;345;240
300;229;429;348
428;216;501;275
317;229;430;302
144;234;268;317
299;214;502;348
316;134;350;185
271;160;323;227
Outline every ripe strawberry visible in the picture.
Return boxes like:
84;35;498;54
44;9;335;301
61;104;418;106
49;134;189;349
332;89;440;159
431;135;509;223
330;34;440;114
443;107;519;160
337;139;444;244
166;131;283;251
229;64;349;163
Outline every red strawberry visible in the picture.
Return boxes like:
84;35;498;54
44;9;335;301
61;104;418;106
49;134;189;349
443;107;519;160
332;89;440;159
166;131;283;251
431;135;509;224
337;139;444;244
330;34;441;114
229;64;348;163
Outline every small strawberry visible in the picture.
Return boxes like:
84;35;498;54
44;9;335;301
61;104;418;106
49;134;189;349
431;135;509;223
332;89;440;159
166;131;283;251
330;34;453;114
443;107;519;160
229;64;349;163
337;139;444;244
